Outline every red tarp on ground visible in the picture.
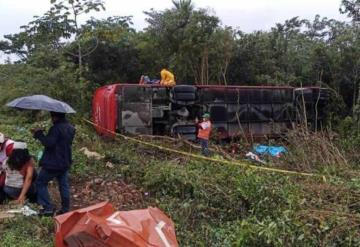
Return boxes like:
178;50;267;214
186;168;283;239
54;201;179;247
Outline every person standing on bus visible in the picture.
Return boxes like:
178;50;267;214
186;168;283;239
160;69;176;87
196;113;212;156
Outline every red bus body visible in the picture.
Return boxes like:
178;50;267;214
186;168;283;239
93;85;118;136
92;83;329;139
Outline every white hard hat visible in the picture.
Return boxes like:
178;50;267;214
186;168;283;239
0;133;4;144
13;142;27;149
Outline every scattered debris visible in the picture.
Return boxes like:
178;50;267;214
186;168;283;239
254;145;287;157
79;147;105;160
0;211;15;220
0;204;23;221
7;205;37;216
245;152;266;164
105;161;115;169
93;178;103;184
0;204;38;221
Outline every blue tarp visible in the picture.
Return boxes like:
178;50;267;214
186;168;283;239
254;145;287;157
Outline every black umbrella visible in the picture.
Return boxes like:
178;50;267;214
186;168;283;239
6;95;76;113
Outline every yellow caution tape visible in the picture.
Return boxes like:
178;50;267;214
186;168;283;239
83;119;327;182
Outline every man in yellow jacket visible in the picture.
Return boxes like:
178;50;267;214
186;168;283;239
160;69;176;87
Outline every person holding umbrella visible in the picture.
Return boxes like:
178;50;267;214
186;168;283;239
32;111;75;216
6;94;76;215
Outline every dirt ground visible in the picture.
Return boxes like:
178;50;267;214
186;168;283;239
48;176;146;211
0;176;145;221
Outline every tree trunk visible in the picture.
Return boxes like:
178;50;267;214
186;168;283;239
200;54;204;85
205;47;209;85
355;76;360;125
78;42;82;78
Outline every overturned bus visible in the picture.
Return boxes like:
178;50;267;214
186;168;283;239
92;84;329;140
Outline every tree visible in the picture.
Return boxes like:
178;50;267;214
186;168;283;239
144;0;237;84
48;0;105;78
0;0;105;73
0;10;74;60
208;27;236;85
75;16;140;85
340;0;360;23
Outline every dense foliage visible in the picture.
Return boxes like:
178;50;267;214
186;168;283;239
1;0;360;246
1;116;360;246
0;0;360;116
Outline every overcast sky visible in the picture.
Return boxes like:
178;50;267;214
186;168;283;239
0;0;350;60
0;0;349;35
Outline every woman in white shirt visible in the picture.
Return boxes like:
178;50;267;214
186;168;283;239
3;145;37;204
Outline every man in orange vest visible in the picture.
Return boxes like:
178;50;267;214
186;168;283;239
196;113;212;156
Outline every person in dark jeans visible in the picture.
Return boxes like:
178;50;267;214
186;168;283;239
33;112;75;216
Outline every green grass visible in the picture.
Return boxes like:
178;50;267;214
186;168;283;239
0;217;53;247
1;112;360;246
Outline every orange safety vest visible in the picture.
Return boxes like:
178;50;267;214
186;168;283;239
197;120;212;140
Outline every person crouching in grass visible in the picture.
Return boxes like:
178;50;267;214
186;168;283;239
3;143;37;204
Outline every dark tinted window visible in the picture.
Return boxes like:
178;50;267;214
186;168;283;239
248;89;273;103
226;89;239;103
273;89;293;103
123;87;152;103
210;105;228;122
201;89;226;103
248;104;272;121
152;88;168;104
238;90;249;103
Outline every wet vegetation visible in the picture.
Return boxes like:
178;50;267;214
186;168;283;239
1;0;360;246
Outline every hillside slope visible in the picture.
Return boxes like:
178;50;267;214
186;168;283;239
0;115;360;246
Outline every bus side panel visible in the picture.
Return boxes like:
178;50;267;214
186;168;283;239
92;84;119;137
